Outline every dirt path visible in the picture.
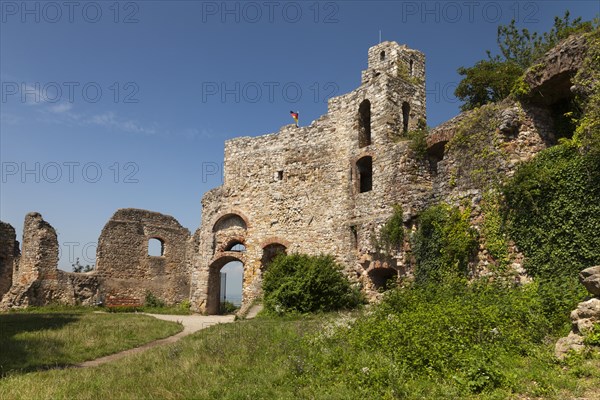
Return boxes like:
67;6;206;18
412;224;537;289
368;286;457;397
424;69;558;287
74;314;235;368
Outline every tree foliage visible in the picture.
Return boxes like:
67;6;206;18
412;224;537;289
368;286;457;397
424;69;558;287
498;11;594;68
72;258;94;273
263;254;362;314
456;11;595;111
455;58;523;111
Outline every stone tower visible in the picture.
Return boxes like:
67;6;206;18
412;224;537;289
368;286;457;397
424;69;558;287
360;41;426;138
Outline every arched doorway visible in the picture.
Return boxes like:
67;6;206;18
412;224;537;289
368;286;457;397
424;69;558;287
206;255;244;315
261;243;287;269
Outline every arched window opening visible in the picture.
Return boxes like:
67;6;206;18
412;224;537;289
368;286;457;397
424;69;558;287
380;51;386;61
213;213;247;232
261;243;287;269
226;242;246;252
402;102;410;134
148;238;164;257
409;59;414;76
356;156;373;193
358;99;371;148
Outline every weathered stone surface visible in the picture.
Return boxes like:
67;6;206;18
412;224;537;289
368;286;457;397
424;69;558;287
0;221;19;301
523;34;589;105
555;331;586;360
556;275;600;358
571;298;600;323
96;208;191;306
0;213;101;309
580;266;600;296
499;107;521;135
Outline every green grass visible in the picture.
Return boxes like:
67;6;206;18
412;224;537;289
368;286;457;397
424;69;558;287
0;309;183;376
0;313;598;399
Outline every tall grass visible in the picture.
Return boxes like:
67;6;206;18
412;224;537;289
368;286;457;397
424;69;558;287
0;307;598;399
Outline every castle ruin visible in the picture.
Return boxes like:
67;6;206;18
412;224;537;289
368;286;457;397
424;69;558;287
1;38;585;313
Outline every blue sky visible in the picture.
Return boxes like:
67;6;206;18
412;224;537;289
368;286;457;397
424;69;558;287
1;0;599;292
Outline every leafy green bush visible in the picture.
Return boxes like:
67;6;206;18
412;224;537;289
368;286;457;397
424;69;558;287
481;191;511;272
304;278;553;395
219;301;238;315
411;203;478;284
584;323;600;346
573;28;600;153
263;254;362;314
535;276;588;333
502;143;600;279
407;129;428;159
372;204;404;255
144;291;166;308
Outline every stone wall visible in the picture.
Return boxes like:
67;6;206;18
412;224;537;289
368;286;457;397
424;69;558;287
0;221;19;301
95;208;191;305
0;212;101;308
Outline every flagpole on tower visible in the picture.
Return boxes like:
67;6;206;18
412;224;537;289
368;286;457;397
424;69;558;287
379;30;382;43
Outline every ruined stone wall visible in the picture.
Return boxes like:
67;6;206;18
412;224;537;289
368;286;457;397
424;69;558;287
190;41;431;312
427;100;555;206
0;212;100;308
95;208;191;305
0;221;19;301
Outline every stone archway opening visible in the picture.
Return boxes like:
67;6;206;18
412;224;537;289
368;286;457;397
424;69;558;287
261;243;287;270
206;255;244;315
368;267;397;292
219;260;243;312
356;156;373;193
224;240;246;252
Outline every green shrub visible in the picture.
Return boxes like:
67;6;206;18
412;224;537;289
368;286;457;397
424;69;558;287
584;323;600;346
144;291;166;308
481;191;512;272
304;278;552;395
407;129;428;159
372;204;404;255
411;203;478;284
535;276;588;333
219;301;238;315
573;29;600;153
263;254;362;315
